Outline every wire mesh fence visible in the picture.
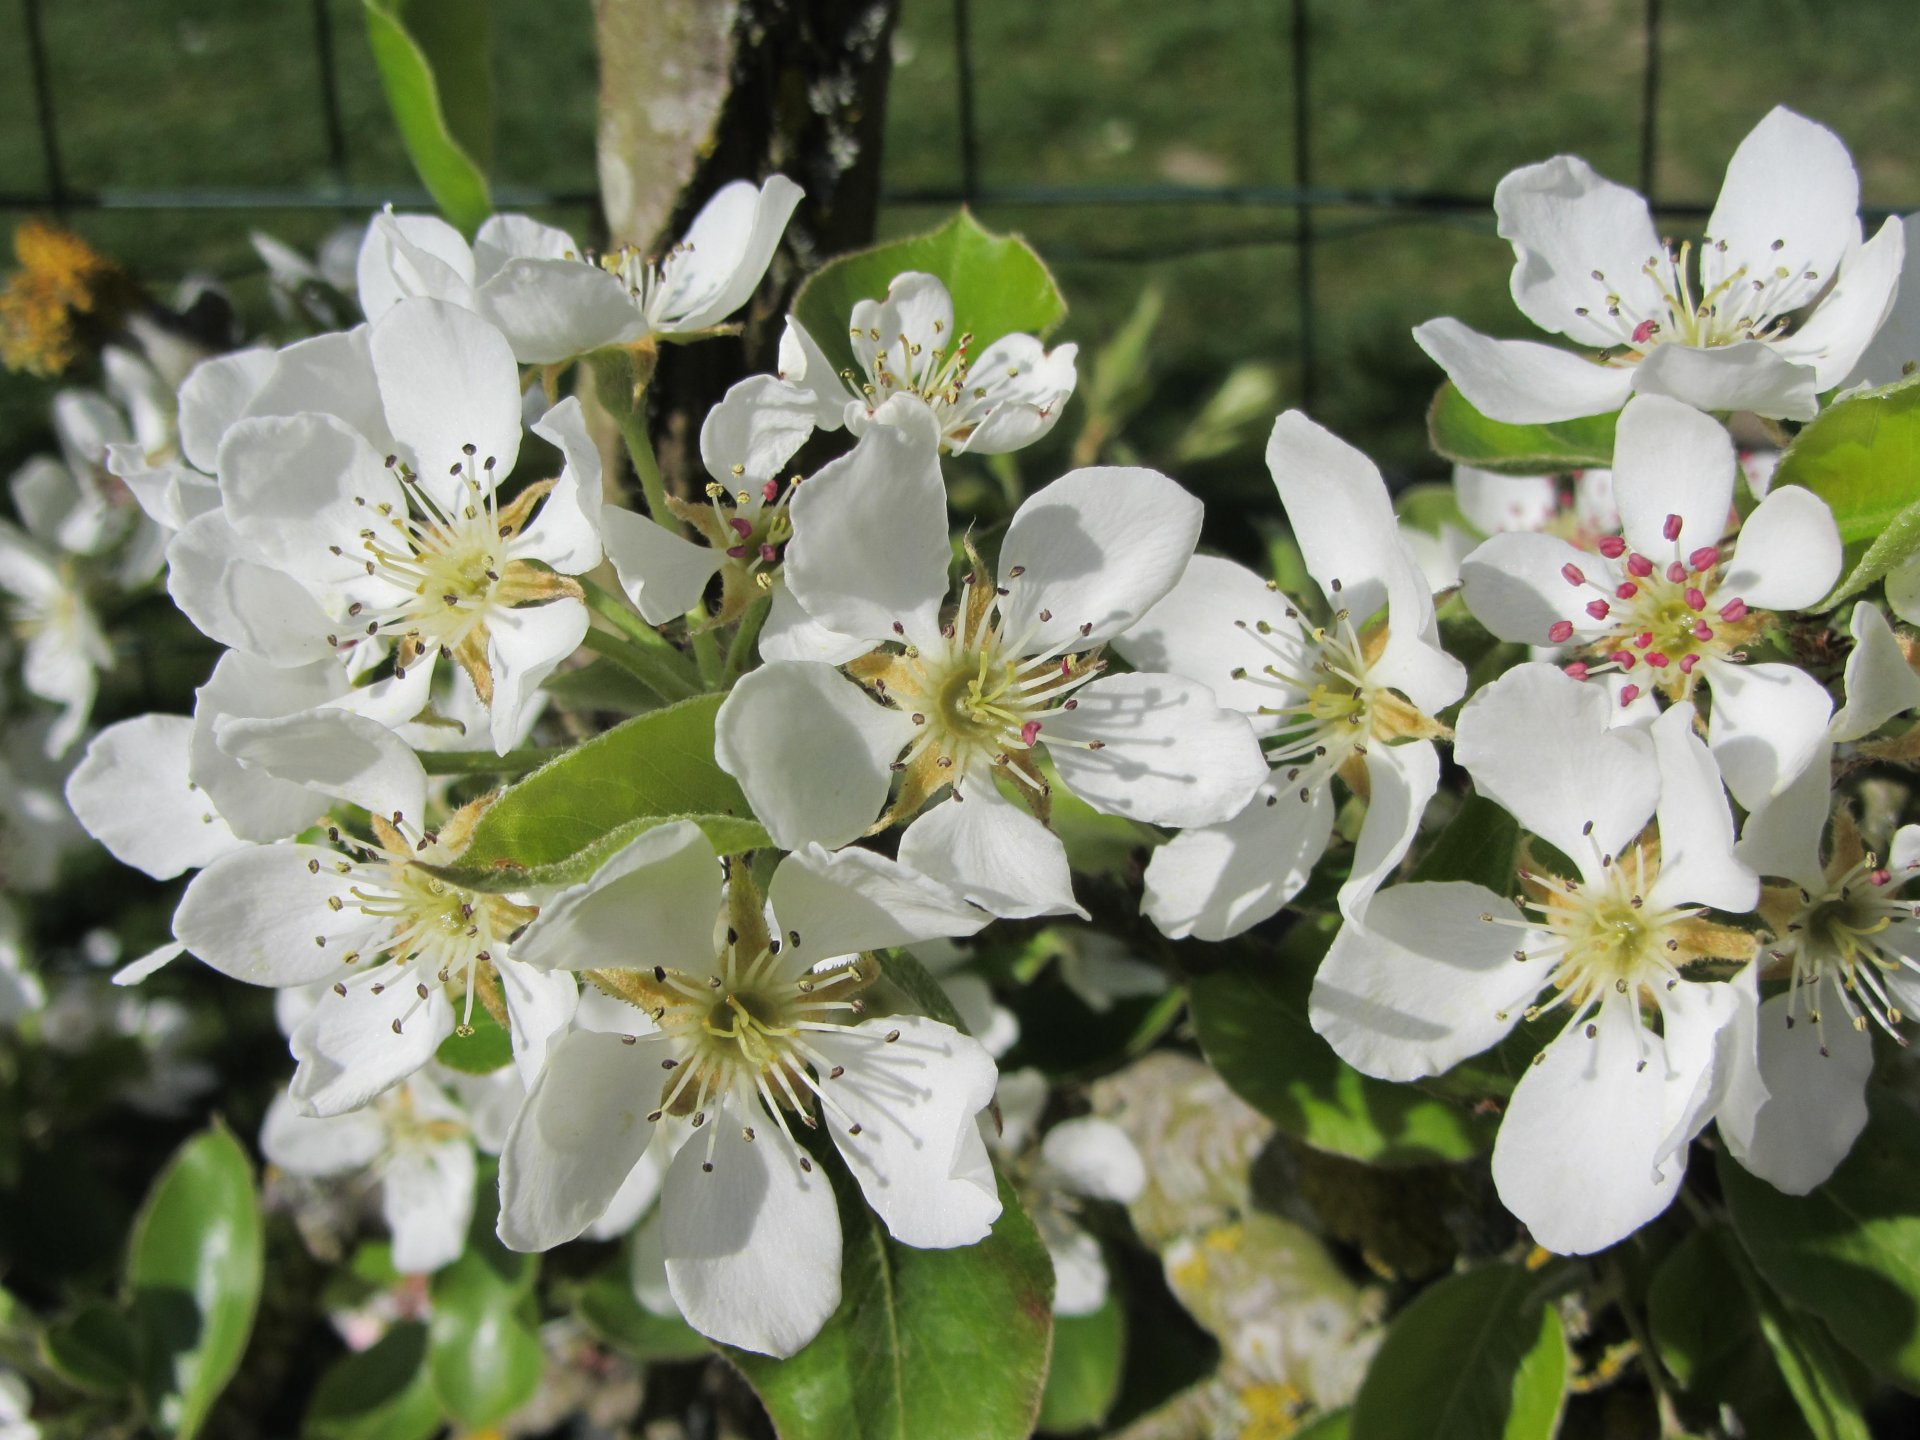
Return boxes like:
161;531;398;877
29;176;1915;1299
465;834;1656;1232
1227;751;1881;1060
5;0;1920;476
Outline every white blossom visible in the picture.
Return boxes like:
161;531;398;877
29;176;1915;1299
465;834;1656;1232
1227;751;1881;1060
1416;107;1904;424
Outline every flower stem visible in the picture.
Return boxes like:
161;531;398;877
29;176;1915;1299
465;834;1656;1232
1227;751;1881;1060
688;608;723;688
576;586;701;701
724;593;771;683
417;746;566;776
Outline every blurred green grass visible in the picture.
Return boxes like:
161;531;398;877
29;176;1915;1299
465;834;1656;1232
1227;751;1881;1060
4;0;1919;497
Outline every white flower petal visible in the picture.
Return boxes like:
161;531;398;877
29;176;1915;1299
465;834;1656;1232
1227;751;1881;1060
1610;394;1737;560
1141;776;1333;941
715;662;914;850
476;258;635;364
1458;530;1596;647
661;1121;841;1358
495;956;579;1088
370;298;523;481
1843;214;1920;389
518;397;605;576
1341;739;1441;919
174;843;370;987
813;1015;1002;1248
386;1137;475;1273
1454;467;1560;537
244;327;392;448
1703;658;1834;814
1041;672;1267;828
700;374;818;485
956;335;1078;455
1735;739;1831;890
189;653;347;843
757;574;872;665
1777;216;1906;388
775;317;854;429
1266;410;1410;628
1646;701;1756;914
784;420;949;648
1707;108;1859;302
1833;602;1920;741
177;347;277;473
1718;990;1871;1196
289;966;454;1116
658;175;804;334
767;844;987;964
164;513;336;666
1040;1117;1145;1203
357;212;476;320
849;273;956;384
897;782;1086;920
602;506;721;625
1455;662;1658;872
513;819;720;975
1109;554;1307;734
216;708;429;828
485;599;590;754
1719;486;1841;612
1048;1225;1109;1317
1631;341;1819;422
1414;318;1634;425
585;1142;672;1243
1496;154;1665;347
218;411;403;581
1310;881;1538;1081
995;466;1203;652
1491;1005;1689;1254
260;1089;387;1175
498;1029;664;1249
65;715;244;879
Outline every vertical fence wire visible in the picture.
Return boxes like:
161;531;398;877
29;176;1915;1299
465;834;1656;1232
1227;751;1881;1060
311;0;352;188
20;0;67;214
1291;0;1316;413
1639;0;1662;205
952;0;981;206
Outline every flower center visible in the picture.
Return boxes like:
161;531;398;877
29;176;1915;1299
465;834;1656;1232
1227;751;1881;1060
845;320;978;430
1765;856;1920;1049
1574;235;1825;362
1547;519;1765;706
315;814;531;1036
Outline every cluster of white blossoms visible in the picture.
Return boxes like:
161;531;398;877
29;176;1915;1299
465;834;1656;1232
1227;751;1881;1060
29;97;1920;1391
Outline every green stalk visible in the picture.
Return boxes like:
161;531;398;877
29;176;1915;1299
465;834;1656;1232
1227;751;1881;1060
688;608;723;689
579;579;700;696
724;592;772;683
580;626;701;702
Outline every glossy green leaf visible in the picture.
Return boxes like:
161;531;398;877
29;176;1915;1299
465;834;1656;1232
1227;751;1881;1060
1720;1095;1920;1388
433;993;513;1074
437;694;762;887
1428;381;1617;476
570;1264;708;1362
305;1322;444;1440
1769;373;1920;604
792;212;1067;376
1350;1263;1566;1440
427;1171;540;1428
1190;920;1493;1166
1409;795;1521;894
1036;1290;1125;1434
728;1172;1054;1440
41;1301;140;1396
1394;482;1475;540
363;0;492;233
126;1122;265;1440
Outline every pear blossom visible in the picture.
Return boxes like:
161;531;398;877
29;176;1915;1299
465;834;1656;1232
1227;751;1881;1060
907;938;1019;1056
1310;663;1759;1253
1111;413;1466;940
496;820;1000;1357
1416;107;1905;424
1720;739;1907;1193
356;176;803;363
0;474;112;756
1843;212;1920;389
992;1068;1146;1315
600;374;816;624
107;344;277;537
1831;600;1920;743
261;1071;491;1274
776;271;1077;454
171;710;575;1115
1461;393;1841;811
715;415;1267;919
195;299;601;751
64;711;246;879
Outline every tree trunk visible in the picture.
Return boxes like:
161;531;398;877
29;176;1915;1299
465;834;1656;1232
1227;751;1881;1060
593;0;901;490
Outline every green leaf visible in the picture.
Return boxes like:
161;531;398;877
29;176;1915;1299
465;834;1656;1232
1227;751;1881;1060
126;1122;265;1440
1775;370;1920;544
436;693;762;888
363;0;493;233
41;1301;140;1396
792;212;1067;377
1409;795;1521;894
570;1264;709;1362
1036;1290;1125;1434
1649;1228;1752;1392
1720;1094;1920;1388
873;949;969;1032
1296;1412;1353;1440
426;1246;540;1428
1394;482;1475;540
304;1322;444;1440
433;993;513;1074
1751;1289;1871;1440
728;1172;1054;1440
1428;381;1617;476
1349;1263;1566;1440
1189;920;1494;1166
